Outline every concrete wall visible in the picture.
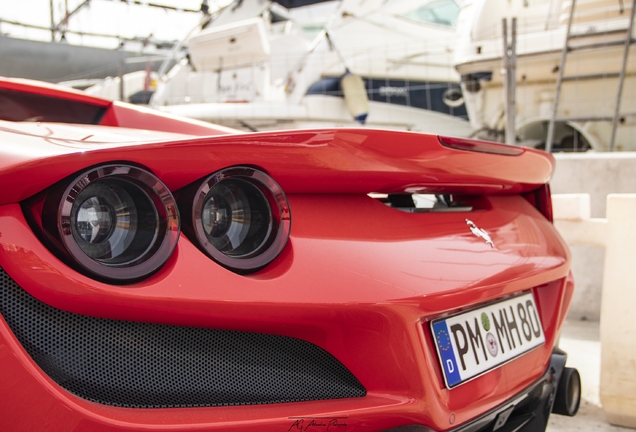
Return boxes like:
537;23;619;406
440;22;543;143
552;152;636;218
553;194;636;428
551;153;636;321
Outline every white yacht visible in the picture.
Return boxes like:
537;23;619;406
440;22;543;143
454;0;635;151
148;0;474;135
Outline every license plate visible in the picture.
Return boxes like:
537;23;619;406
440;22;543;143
431;292;545;388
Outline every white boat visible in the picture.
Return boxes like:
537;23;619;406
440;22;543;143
148;0;474;135
454;0;636;151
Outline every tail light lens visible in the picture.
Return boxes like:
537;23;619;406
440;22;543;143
180;167;291;273
36;165;180;283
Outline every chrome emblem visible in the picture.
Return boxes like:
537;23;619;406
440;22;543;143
466;219;495;248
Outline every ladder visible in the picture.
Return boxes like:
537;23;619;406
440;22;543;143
546;0;636;152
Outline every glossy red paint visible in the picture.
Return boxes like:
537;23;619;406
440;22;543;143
0;193;571;430
0;76;112;107
0;78;574;431
0;121;553;205
99;101;238;136
438;135;525;156
0;76;235;136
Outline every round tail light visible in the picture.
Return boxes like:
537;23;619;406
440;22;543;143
45;165;180;283
184;167;291;272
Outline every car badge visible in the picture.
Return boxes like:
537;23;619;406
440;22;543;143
465;219;495;248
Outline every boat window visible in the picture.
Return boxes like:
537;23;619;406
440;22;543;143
402;0;460;27
302;24;326;39
270;11;289;23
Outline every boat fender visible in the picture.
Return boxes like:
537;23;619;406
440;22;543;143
341;72;369;124
442;87;464;108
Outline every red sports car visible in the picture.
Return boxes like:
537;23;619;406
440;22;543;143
0;77;580;431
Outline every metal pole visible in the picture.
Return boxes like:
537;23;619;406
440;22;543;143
502;19;508;142
609;0;636;151
503;18;517;145
50;0;56;41
118;61;125;102
53;0;91;34
509;18;517;145
546;0;577;152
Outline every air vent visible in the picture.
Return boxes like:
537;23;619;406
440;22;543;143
0;267;366;408
369;193;473;213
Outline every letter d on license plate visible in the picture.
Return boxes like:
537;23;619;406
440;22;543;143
431;292;545;388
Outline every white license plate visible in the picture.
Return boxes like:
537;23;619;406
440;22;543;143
431;292;545;388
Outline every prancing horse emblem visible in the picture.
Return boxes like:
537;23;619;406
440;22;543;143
465;219;495;248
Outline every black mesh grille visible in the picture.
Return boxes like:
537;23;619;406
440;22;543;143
0;267;366;408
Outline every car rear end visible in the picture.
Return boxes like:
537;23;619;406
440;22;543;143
0;81;578;431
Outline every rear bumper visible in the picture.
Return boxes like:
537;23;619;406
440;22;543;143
0;198;574;430
453;349;568;432
0;264;575;431
387;349;570;432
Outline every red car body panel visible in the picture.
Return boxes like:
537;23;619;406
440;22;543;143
0;76;237;137
0;122;553;204
0;77;574;431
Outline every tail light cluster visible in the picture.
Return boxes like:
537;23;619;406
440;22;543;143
178;167;291;272
25;164;291;284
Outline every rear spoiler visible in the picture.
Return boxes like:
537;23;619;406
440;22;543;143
0;124;554;205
